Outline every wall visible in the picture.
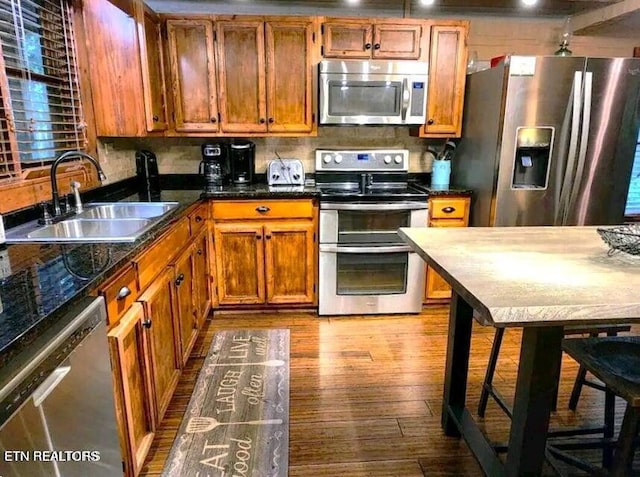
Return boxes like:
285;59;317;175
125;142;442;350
96;15;639;183
98;127;436;185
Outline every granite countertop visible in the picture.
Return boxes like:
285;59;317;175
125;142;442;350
0;189;202;368
399;226;640;327
202;183;321;199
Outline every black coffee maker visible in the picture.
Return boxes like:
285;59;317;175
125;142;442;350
135;150;161;199
199;142;229;192
229;140;255;186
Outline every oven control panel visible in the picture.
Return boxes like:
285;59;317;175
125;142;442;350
315;149;409;172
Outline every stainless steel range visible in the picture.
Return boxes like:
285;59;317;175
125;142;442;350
316;149;428;316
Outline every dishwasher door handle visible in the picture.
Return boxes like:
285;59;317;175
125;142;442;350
32;366;71;407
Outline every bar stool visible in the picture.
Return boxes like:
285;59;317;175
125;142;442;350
478;324;631;419
546;336;640;476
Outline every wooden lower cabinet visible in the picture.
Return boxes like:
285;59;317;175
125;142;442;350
213;222;266;305
108;303;155;477
424;196;470;302
172;245;198;366
212;203;317;307
193;228;212;328
138;270;180;423
264;221;315;304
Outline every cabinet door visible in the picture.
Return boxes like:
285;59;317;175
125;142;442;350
264;221;315;304
138;270;180;423
108;303;155;477
372;24;422;60
216;21;267;132
136;4;168;132
173;247;197;367
166;20;219;132
322;21;372;58
193;229;212;328
213;223;266;305
424;25;468;136
424;197;470;302
266;20;314;133
83;0;145;136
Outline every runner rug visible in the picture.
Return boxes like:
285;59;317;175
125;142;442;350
162;329;289;477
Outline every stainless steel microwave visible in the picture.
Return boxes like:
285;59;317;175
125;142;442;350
319;59;429;126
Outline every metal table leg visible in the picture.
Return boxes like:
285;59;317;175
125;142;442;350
505;325;564;475
442;291;474;436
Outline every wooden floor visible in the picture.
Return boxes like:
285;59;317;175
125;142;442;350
139;307;639;476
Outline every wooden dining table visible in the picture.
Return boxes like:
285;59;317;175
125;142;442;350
398;226;640;476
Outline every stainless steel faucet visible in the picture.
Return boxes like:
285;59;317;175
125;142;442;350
50;151;106;217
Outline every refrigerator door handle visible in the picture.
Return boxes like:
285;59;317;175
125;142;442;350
569;71;593;219
557;70;583;224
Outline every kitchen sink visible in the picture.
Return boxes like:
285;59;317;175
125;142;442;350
24;219;153;242
77;202;179;219
5;201;180;244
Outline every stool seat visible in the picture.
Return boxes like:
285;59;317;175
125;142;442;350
563;337;640;406
556;336;640;476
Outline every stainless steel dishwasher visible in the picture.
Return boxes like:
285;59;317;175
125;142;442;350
0;296;121;477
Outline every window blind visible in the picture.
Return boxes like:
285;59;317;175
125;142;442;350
0;0;86;181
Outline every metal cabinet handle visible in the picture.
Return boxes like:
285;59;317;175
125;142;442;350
152;115;159;122
116;286;131;301
142;318;152;329
210;117;217;123
195;216;203;223
365;43;372;50
374;43;381;49
427;118;435;125
259;118;266;124
265;234;271;240
255;206;270;213
175;273;185;286
442;207;456;213
268;117;274;123
197;249;203;256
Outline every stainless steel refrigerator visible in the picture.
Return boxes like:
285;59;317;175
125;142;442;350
453;55;640;227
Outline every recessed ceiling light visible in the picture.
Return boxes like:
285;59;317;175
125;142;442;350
346;0;359;4
420;0;436;5
521;0;538;6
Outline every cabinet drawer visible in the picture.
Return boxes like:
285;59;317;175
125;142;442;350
430;218;467;228
211;200;314;220
429;197;469;220
134;217;190;290
100;265;139;327
189;202;208;236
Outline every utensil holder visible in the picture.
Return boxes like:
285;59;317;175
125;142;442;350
431;159;451;190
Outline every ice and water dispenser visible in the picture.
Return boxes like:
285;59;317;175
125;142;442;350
512;127;554;189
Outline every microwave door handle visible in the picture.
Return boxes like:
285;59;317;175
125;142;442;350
401;78;410;121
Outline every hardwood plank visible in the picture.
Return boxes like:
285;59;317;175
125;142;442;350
139;310;640;477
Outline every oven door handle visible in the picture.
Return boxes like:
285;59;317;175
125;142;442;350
322;202;428;211
320;244;413;254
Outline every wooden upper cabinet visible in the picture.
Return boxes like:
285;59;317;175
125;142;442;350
266;20;314;133
82;0;146;136
264;221;315;304
373;24;422;59
136;3;168;132
423;24;468;137
322;19;423;60
166;19;219;132
216;20;267;133
322;21;373;58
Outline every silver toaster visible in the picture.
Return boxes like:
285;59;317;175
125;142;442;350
267;159;305;186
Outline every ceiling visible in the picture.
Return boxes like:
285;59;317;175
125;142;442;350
146;0;624;18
